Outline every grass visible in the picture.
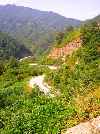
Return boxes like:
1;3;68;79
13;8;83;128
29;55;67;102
56;28;81;48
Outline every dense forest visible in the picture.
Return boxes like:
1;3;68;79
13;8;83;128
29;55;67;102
0;21;100;134
0;32;32;60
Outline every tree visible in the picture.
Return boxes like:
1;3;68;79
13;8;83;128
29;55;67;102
55;32;64;44
0;60;5;75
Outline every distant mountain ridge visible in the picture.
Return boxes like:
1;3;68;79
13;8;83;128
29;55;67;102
91;15;100;23
0;4;81;56
85;15;100;24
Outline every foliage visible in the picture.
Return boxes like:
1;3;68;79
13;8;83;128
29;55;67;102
0;59;76;134
0;5;81;57
0;32;32;60
55;32;65;45
0;22;100;134
55;28;81;47
45;22;100;127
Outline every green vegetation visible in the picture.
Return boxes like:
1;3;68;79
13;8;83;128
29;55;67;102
0;58;76;134
0;22;100;134
55;27;81;47
0;32;32;60
45;22;100;127
39;55;63;65
61;28;81;44
85;15;100;24
0;5;81;57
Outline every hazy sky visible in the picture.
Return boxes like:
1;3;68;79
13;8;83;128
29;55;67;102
0;0;100;20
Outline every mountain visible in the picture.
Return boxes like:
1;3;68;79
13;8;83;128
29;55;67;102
0;4;81;56
0;22;100;134
93;15;100;22
85;15;100;24
91;15;100;22
0;32;32;60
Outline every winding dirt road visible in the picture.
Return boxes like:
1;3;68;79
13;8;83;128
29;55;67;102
29;63;58;70
29;75;53;96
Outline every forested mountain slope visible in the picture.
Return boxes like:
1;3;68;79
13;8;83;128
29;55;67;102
85;15;100;24
92;15;100;22
0;4;81;56
0;32;32;59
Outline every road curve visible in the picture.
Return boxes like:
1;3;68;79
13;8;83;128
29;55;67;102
29;75;53;96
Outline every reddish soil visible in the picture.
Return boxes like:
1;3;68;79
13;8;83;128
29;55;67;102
48;37;82;59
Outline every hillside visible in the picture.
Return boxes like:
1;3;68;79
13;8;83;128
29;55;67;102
85;15;100;24
92;15;100;22
40;28;82;64
0;32;32;60
45;22;100;132
0;4;81;56
48;37;82;59
0;22;100;134
48;28;82;59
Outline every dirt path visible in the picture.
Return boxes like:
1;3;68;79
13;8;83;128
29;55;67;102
29;63;58;70
19;56;32;62
28;63;59;95
28;63;58;96
47;65;58;70
29;75;53;96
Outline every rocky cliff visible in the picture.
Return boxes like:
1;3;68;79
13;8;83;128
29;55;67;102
48;37;82;59
63;116;100;134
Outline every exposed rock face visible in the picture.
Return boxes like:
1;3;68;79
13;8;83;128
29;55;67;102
63;116;100;134
48;37;82;59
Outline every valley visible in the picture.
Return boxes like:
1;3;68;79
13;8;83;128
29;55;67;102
0;4;100;134
0;5;81;57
